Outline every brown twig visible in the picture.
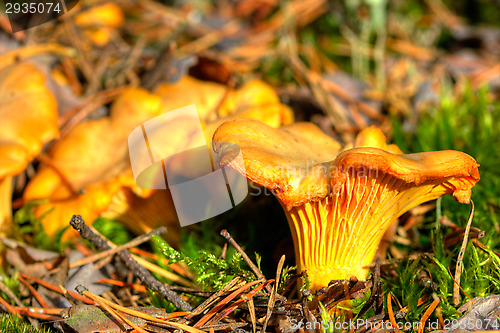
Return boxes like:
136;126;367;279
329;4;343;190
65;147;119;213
18;276;50;308
247;297;257;333
0;294;20;318
387;292;402;333
129;248;195;280
262;255;285;332
77;287;203;333
61;58;83;95
69;215;192;311
301;288;318;333
198;322;249;331
317;277;365;310
19;273;94;305
142;42;175;91
98;280;234;299
220;229;272;294
0;280;24;308
185;277;240;321
220;242;228;260
357;260;382;318
70;226;167;268
343;278;354;324
131;255;197;288
62;17;94;83
453;201;475;306
207;280;273;326
194;279;264;327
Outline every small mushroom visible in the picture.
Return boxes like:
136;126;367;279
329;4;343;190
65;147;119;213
74;3;125;47
213;120;480;290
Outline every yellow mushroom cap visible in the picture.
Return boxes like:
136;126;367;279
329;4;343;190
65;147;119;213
214;119;343;207
0;62;58;235
213;120;480;290
0;63;58;179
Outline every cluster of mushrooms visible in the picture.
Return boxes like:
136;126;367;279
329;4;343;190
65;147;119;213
212;120;480;290
0;58;480;292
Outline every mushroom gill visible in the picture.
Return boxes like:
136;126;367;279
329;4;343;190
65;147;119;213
213;120;480;290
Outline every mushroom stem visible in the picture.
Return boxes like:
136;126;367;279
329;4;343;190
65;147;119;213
283;168;464;290
0;177;13;236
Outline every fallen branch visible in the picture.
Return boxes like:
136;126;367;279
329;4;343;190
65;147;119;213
70;226;167;268
69;215;192;312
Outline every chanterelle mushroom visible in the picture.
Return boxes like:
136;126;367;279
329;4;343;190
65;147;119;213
213;120;480;290
0;62;58;235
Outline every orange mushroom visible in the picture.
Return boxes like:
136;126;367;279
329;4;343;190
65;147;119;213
74;3;125;47
25;78;293;239
0;62;59;235
23;88;164;239
213;120;480;290
104;78;293;231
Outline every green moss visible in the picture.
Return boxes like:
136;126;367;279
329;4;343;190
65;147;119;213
389;84;500;321
0;315;55;333
92;217;134;246
13;200;67;252
152;235;255;291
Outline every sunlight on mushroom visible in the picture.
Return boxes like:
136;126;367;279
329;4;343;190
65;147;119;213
213;121;480;290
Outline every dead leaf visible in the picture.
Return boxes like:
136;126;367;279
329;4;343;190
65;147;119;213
448;295;500;331
2;238;59;279
61;305;168;333
37;255;71;308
